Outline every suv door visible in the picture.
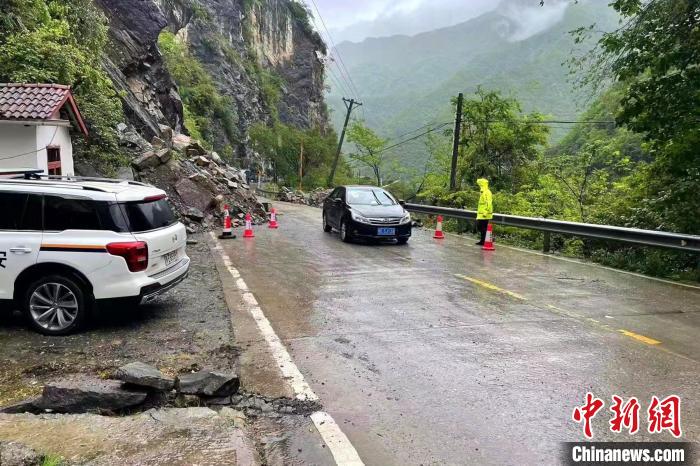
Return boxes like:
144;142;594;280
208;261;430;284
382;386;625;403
0;193;43;300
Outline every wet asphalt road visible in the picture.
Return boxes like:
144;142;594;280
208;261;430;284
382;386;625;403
219;202;700;465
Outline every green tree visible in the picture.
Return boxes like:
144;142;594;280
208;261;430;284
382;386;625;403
0;0;126;173
575;0;700;234
346;121;388;186
249;122;338;188
455;88;549;193
549;141;633;222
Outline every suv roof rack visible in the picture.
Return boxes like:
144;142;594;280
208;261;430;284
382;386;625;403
20;173;150;187
0;168;44;176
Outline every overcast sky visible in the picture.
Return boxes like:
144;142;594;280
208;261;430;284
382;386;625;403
311;0;499;43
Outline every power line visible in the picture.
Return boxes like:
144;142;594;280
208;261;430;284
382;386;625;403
306;0;364;102
375;117;617;155
325;63;353;97
388;120;451;143
378;123;451;154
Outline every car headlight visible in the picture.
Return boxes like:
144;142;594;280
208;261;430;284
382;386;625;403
350;211;372;224
400;212;411;224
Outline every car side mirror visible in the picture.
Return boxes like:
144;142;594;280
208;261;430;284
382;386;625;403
399;199;406;206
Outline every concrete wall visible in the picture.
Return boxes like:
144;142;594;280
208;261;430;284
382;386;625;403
0;123;74;176
0;123;38;170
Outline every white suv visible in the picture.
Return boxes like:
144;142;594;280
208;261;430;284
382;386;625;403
0;174;190;335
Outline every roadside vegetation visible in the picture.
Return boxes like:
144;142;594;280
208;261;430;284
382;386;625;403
0;0;126;174
158;30;237;153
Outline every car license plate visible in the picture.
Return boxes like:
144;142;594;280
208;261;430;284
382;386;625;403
377;227;396;236
163;250;178;266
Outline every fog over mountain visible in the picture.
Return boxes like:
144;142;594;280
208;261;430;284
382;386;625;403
323;0;618;169
317;0;572;44
323;0;496;43
498;0;571;41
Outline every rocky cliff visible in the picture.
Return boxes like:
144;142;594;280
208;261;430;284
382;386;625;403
96;0;329;166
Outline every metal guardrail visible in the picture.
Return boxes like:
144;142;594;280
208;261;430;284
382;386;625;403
255;187;282;197
404;203;700;253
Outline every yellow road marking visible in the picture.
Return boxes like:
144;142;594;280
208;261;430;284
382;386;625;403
455;274;527;301
618;329;661;345
456;275;664;347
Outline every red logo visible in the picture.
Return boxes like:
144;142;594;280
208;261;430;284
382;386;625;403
648;395;682;438
610;396;640;434
572;392;604;439
573;393;682;439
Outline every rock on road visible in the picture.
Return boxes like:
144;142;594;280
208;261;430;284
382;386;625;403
215;201;700;465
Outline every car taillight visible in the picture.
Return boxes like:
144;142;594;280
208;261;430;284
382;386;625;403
106;241;148;272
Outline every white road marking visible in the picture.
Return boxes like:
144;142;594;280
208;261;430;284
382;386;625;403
311;412;366;466
210;233;365;466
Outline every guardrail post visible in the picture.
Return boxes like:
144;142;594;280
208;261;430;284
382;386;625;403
543;232;551;254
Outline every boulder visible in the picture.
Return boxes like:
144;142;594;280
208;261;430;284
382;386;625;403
151;136;165;148
213;194;225;207
132;151;160;170
172;133;193;151
228;181;239;190
0;441;42;466
175;178;214;212
116;166;135;181
194;155;210;167
158;124;174;144
155;148;171;164
189;141;207;156
176;371;239;397
210;151;223;164
119;129;153;152
0;398;41;414
37;379;147;413
183;207;205;222
113;362;175;391
188;172;206;183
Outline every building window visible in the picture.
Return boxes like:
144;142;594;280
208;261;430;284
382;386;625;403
47;147;61;176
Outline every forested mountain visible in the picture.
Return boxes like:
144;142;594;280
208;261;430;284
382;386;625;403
327;0;619;168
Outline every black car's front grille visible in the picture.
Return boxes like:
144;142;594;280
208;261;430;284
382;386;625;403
368;217;402;226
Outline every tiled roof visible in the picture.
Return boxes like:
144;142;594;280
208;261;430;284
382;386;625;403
0;83;72;120
0;83;88;136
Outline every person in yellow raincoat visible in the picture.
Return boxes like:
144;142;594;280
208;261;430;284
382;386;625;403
475;178;493;245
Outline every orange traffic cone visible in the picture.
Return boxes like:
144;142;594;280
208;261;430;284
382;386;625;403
243;212;255;238
433;215;445;239
482;223;495;251
268;207;279;229
219;205;236;239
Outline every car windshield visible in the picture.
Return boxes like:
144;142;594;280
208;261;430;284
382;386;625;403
346;188;397;206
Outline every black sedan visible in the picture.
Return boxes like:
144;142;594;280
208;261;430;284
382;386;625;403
322;186;412;244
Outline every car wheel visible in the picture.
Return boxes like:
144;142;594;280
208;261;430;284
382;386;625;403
23;274;89;336
397;238;409;245
340;220;352;243
323;212;332;232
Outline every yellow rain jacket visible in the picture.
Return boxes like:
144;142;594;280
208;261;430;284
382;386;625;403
476;178;493;220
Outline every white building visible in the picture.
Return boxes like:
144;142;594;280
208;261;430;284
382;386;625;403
0;83;89;176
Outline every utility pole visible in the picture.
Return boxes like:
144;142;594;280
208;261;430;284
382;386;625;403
298;140;304;191
328;97;362;187
449;92;464;191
